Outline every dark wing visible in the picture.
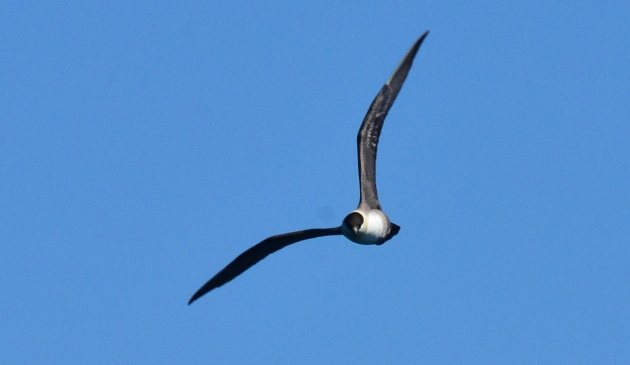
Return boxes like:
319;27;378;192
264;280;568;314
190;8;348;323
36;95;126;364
357;31;429;209
188;227;343;304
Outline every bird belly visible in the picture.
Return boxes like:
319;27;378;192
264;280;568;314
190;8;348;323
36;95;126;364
342;209;391;245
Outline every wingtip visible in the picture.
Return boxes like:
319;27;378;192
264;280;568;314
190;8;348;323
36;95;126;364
188;288;205;305
384;30;429;87
187;295;197;305
412;30;430;52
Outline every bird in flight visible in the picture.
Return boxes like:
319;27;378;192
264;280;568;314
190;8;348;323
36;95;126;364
189;31;429;304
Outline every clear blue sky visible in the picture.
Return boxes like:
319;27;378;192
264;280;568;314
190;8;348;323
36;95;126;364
2;1;629;364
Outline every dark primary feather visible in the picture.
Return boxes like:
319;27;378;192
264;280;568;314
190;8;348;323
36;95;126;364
188;227;343;304
357;31;429;210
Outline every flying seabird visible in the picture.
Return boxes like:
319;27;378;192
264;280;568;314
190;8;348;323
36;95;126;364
189;31;429;304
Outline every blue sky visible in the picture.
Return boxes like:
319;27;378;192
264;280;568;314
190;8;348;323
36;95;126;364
2;1;629;363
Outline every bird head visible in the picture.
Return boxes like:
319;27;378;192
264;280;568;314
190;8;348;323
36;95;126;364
342;211;364;235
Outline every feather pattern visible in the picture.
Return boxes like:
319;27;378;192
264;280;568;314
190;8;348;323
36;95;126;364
357;31;429;209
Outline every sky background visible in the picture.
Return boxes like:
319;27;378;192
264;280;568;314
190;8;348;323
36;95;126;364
2;1;629;364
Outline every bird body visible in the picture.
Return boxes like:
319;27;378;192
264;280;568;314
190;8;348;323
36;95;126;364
341;208;398;245
189;32;429;304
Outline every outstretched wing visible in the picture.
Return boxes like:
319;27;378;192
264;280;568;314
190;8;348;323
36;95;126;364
357;31;429;209
188;227;343;304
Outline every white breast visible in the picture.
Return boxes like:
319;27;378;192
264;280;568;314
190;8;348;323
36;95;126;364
345;209;391;245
